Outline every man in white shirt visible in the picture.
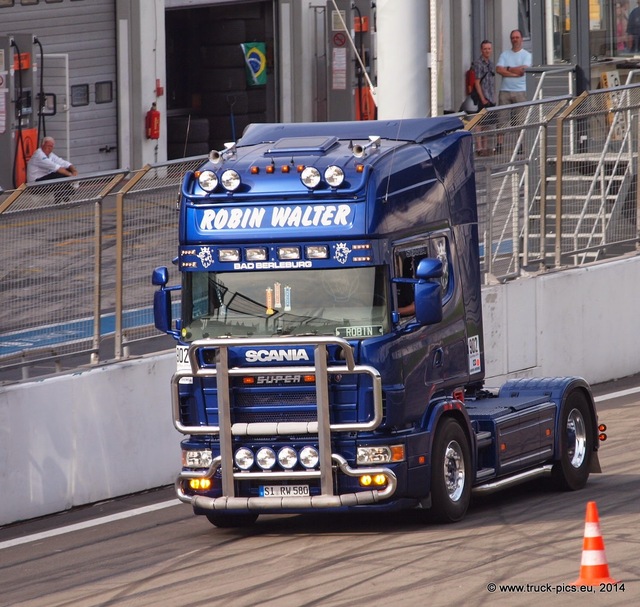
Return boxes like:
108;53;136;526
27;137;78;202
495;30;532;153
496;29;532;105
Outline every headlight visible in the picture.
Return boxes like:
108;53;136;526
256;447;277;470
220;169;241;191
299;446;319;469
324;165;345;187
182;449;213;468
235;447;255;471
357;445;405;464
278;447;298;469
300;166;321;189
198;170;218;192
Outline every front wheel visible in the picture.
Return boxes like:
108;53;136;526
205;511;259;528
430;418;472;523
551;390;594;491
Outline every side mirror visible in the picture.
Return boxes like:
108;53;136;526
152;266;169;287
415;258;443;280
414;259;443;325
152;266;172;333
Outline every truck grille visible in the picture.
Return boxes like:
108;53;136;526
232;389;318;424
234;391;316;407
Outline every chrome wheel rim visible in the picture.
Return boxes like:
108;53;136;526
566;408;587;468
444;440;466;501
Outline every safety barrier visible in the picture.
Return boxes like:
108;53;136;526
2;83;640;379
0;158;203;379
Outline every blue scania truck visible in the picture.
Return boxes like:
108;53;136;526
152;117;604;527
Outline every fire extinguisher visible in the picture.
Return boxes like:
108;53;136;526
146;102;160;139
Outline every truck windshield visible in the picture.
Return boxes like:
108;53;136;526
181;267;390;340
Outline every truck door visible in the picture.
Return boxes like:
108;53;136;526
392;233;469;420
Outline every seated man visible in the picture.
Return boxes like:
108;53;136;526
27;137;78;202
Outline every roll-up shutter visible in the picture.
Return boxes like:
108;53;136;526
1;1;118;173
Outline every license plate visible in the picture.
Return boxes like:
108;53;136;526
176;345;193;384
259;485;310;497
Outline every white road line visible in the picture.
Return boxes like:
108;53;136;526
594;385;640;402
1;385;638;551
0;499;182;550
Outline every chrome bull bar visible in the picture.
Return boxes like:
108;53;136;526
176;454;398;509
172;336;385;504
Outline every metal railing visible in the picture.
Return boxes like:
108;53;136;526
0;172;127;375
2;83;640;380
466;82;640;283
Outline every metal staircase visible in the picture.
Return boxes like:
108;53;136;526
528;97;637;266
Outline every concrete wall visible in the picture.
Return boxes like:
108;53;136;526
2;255;639;525
483;255;640;386
0;356;178;525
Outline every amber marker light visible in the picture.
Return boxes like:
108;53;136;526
598;423;608;441
356;164;365;173
266;164;275;174
360;475;373;486
281;165;291;173
303;374;315;383
297;164;306;173
250;166;260;174
189;478;212;491
373;474;387;486
243;377;255;385
390;445;405;462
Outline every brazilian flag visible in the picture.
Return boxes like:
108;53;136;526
241;42;267;86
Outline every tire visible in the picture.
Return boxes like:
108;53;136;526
430;418;472;523
551;390;594;491
205;511;259;528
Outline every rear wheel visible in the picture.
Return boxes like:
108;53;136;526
205;512;259;528
551;391;594;491
430;418;471;523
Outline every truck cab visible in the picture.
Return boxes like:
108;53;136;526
153;118;603;527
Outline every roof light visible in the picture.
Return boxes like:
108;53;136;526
221;169;241;191
305;245;329;259
278;246;300;260
246;247;268;261
218;248;240;262
324;165;345;187
300;166;321;189
197;170;218;192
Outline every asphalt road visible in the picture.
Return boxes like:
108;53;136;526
0;378;638;607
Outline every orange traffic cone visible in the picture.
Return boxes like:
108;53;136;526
572;501;619;586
